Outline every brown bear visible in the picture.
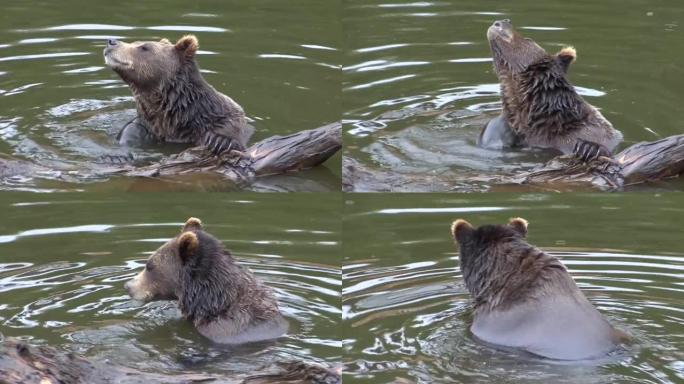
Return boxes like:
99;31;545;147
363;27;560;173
124;217;287;344
103;35;254;154
480;19;623;162
450;217;628;360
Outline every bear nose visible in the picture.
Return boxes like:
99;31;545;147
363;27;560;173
107;39;118;47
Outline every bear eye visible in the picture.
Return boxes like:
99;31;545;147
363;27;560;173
145;262;154;272
139;45;150;52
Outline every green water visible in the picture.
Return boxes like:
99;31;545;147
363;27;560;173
1;1;684;383
343;0;684;192
342;193;684;383
0;0;341;192
0;193;341;375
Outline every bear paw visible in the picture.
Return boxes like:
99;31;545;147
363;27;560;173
573;139;613;163
202;134;242;156
95;153;136;165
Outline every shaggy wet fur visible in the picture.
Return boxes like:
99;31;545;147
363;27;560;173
453;219;575;314
124;218;284;343
451;218;627;360
178;230;280;329
487;20;622;158
104;36;253;153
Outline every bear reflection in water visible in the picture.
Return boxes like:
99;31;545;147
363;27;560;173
124;217;288;344
450;217;628;360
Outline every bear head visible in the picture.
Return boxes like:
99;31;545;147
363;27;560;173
124;216;219;303
487;19;576;75
450;218;529;291
103;35;199;90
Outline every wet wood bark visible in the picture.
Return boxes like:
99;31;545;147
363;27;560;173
342;134;684;191
509;134;684;190
0;338;340;384
115;122;342;186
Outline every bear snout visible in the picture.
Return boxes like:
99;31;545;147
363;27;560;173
123;277;148;301
487;20;513;43
492;19;511;29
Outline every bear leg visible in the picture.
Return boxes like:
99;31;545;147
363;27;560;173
478;114;524;149
117;117;158;147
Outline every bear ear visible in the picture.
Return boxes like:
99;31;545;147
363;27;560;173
175;35;199;58
159;38;171;45
555;46;576;73
178;231;199;263
508;217;528;237
451;219;474;243
182;217;203;232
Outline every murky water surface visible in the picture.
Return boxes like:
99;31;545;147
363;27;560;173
0;193;341;376
342;193;684;383
343;0;684;191
0;0;341;191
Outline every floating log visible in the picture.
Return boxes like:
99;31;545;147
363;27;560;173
508;134;684;190
115;122;342;186
342;157;454;192
0;338;340;384
343;134;684;191
0;156;48;179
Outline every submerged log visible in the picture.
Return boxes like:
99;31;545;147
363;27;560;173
343;134;684;192
0;338;341;384
509;134;684;190
342;157;456;192
0;156;49;179
114;122;342;186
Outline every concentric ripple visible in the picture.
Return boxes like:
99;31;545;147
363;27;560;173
0;0;341;192
0;193;341;375
342;193;684;383
343;0;684;192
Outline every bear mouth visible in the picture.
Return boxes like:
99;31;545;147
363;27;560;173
487;26;513;44
103;50;131;69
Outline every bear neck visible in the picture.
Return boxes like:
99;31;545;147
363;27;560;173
132;60;221;141
490;36;547;77
512;58;589;139
459;242;494;302
463;239;568;313
177;248;254;326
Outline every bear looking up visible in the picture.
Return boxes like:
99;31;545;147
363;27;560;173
124;217;287;344
104;35;254;154
481;20;623;161
450;217;627;360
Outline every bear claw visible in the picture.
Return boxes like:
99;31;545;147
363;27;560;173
203;134;242;156
573;139;613;163
95;153;136;165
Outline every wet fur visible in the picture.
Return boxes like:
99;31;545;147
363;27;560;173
104;36;254;153
454;221;575;313
451;218;626;359
486;20;622;155
179;231;281;332
124;218;286;344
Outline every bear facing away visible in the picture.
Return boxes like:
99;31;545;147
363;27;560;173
450;217;628;360
124;217;287;344
104;35;254;154
481;19;623;162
